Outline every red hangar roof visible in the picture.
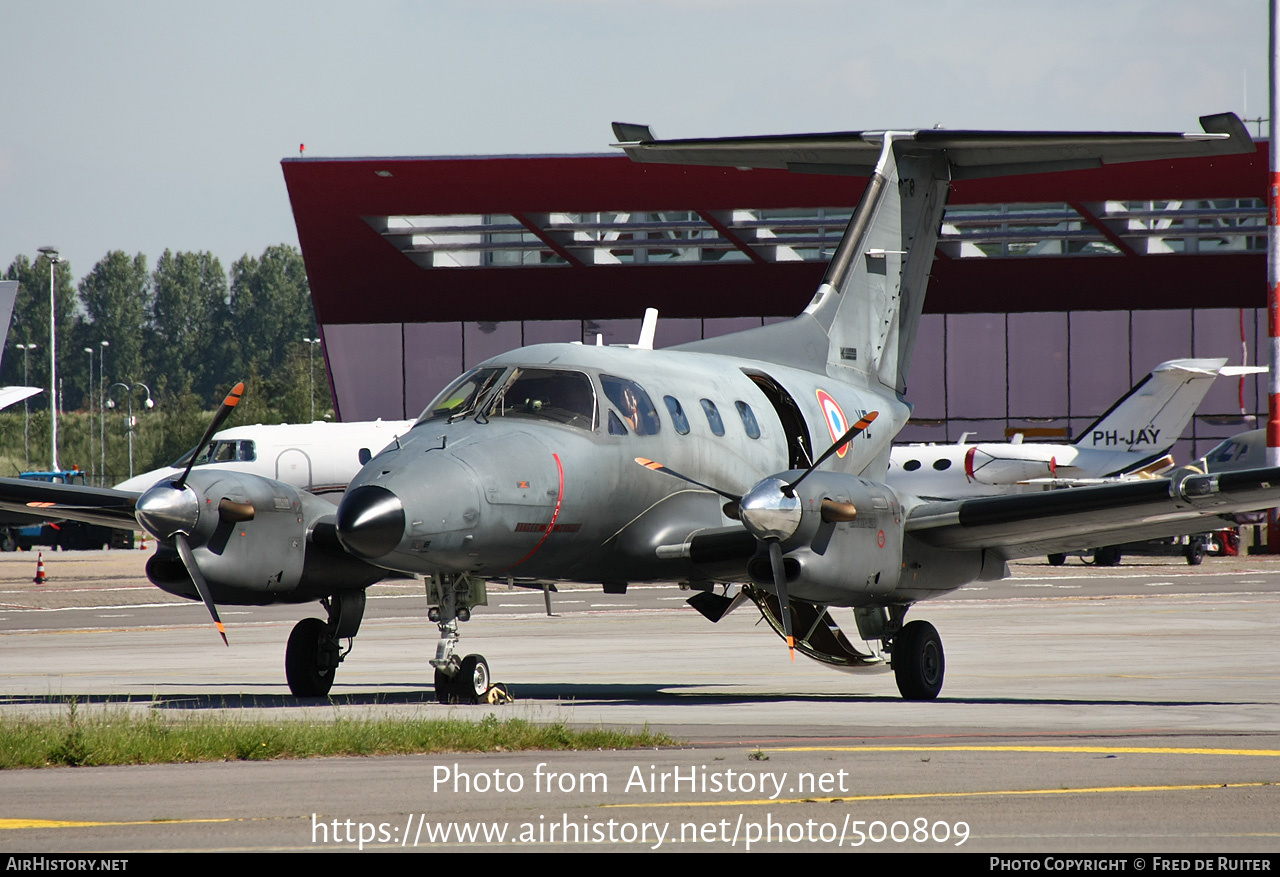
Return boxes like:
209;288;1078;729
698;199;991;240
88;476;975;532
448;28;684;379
282;144;1266;328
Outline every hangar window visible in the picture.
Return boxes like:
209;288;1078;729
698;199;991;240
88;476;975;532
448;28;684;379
735;401;761;439
902;459;921;471
488;368;596;430
601;375;660;436
701;399;726;436
664;396;690;435
933;458;952;471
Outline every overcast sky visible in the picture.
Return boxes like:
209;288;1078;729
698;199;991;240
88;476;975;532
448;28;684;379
1;0;1268;283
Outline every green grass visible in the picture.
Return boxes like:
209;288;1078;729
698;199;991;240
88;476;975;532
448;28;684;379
0;702;673;769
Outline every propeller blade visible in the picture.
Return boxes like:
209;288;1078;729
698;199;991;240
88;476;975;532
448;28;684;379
767;539;795;661
175;532;228;647
174;382;246;490
634;457;742;502
785;411;878;494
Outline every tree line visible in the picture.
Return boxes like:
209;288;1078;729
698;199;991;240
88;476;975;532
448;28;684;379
0;245;332;478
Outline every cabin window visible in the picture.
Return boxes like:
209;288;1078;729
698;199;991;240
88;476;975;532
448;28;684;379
487;368;596;430
735;401;761;439
664;396;690;435
933;458;951;471
902;459;921;471
601;375;661;436
417;366;506;425
700;399;725;436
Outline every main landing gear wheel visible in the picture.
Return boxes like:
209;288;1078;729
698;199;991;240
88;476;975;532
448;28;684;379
892;620;944;701
1047;553;1066;566
286;617;335;697
435;654;490;705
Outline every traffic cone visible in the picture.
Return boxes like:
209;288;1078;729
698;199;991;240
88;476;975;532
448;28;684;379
33;552;46;584
139;531;147;551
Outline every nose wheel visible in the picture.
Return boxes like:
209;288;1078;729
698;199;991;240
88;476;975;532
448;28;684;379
435;654;491;704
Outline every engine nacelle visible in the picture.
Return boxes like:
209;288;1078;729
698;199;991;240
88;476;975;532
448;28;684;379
146;469;385;605
746;471;905;606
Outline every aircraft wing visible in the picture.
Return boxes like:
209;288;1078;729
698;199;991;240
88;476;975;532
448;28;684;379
613;113;1253;179
0;477;140;530
905;466;1280;559
0;386;42;411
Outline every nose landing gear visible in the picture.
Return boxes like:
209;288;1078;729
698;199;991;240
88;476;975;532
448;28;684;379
428;573;495;704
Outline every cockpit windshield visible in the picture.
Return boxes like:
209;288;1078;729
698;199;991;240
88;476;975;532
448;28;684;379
171;439;257;468
484;368;595;430
416;367;506;425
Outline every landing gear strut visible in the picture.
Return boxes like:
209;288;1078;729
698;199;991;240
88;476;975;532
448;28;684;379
890;619;945;701
285;590;366;697
428;573;492;704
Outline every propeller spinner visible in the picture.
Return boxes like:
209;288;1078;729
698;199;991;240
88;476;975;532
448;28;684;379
134;381;247;646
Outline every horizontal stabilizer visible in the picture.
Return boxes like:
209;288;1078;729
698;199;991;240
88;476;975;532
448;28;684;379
613;113;1254;179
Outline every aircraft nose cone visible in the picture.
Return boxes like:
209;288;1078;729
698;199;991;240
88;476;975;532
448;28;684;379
135;482;199;540
336;485;406;559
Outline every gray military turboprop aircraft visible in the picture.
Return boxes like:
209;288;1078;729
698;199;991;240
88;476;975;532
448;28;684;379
4;113;1278;702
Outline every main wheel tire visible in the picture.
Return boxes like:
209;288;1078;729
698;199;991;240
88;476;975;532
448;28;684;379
893;620;945;701
1185;545;1205;566
1094;546;1122;567
1047;553;1066;566
285;617;335;697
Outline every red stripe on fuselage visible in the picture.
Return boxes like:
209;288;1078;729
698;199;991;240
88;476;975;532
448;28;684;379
503;452;564;571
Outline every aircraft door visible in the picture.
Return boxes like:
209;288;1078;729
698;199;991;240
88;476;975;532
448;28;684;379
743;370;814;469
276;448;314;491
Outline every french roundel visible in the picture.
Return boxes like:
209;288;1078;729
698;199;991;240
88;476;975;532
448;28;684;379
815;389;849;458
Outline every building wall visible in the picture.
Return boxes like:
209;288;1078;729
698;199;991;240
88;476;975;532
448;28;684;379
325;307;1264;465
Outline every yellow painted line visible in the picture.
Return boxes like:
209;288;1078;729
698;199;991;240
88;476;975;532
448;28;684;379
771;745;1280;757
603;781;1277;809
0;817;242;830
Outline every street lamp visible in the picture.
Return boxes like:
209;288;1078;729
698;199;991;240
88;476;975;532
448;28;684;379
303;337;321;422
15;343;36;470
84;347;94;480
36;246;60;472
106;382;153;480
99;341;108;479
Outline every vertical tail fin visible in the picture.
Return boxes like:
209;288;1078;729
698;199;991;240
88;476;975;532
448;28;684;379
802;137;949;393
1073;359;1230;454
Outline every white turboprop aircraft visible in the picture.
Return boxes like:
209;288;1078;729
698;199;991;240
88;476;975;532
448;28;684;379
114;420;414;498
889;359;1264;500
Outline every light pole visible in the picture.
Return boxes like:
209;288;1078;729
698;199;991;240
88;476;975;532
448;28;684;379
84;347;95;481
99;341;108;480
106;382;153;480
16;343;35;470
303;337;321;421
36;246;60;472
